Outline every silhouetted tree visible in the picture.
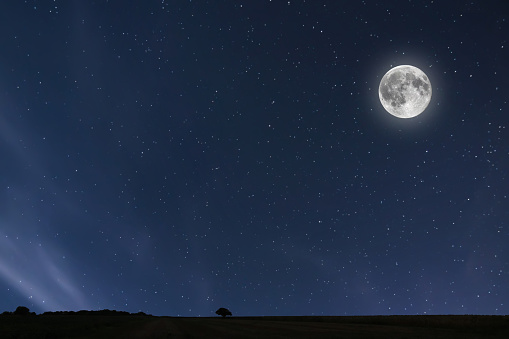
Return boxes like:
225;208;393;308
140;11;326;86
14;306;30;315
215;307;232;317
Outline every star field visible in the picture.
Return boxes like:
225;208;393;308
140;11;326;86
0;1;508;316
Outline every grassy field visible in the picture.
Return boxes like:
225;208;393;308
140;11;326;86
0;314;508;338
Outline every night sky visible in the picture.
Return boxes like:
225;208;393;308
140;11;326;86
0;1;508;317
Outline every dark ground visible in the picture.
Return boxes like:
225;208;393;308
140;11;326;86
0;315;508;338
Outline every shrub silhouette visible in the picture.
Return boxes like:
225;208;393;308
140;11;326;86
215;307;232;317
14;306;31;315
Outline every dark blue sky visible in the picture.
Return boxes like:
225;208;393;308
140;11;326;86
0;1;508;316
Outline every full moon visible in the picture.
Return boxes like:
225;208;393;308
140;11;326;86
379;65;432;118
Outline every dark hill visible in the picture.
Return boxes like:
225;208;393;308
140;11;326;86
0;313;507;338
